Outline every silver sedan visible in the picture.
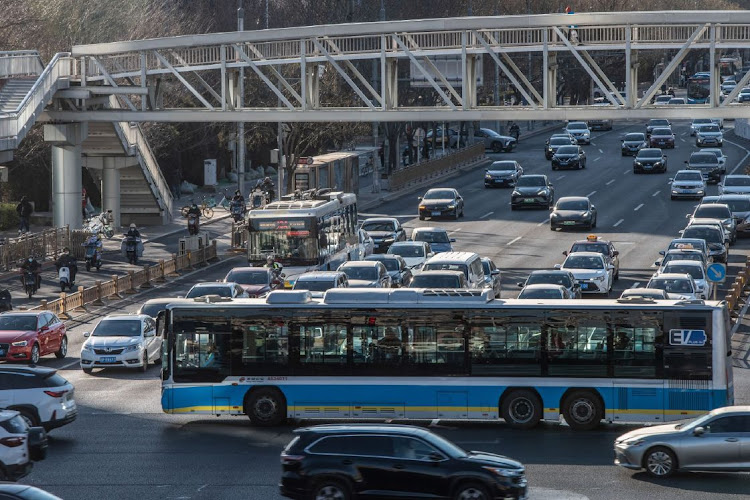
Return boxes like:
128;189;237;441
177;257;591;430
614;406;750;478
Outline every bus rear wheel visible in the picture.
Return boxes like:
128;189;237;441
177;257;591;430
500;389;542;429
245;387;286;426
562;390;603;431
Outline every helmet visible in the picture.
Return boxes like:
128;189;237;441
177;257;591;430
63;247;70;253
235;190;241;196
28;257;33;262
130;223;136;229
192;202;198;208
264;176;271;182
266;255;274;263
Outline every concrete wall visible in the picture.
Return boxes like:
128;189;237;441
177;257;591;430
735;118;750;139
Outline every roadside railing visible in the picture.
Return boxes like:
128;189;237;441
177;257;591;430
0;226;71;271
389;143;485;192
725;256;750;317
230;221;248;252
27;240;219;317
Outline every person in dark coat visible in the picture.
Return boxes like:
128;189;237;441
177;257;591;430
15;196;33;234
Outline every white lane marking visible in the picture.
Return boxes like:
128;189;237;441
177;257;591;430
680;137;686;143
449;227;462;234
586;190;597;197
556;175;566;180
60;359;81;370
652;190;661;197
197;485;209;492
507;236;522;246
613;219;624;227
623;169;630;175
605;179;615;185
537;218;550;226
634;203;644;211
725;137;750;175
480;211;494;219
598;148;604;153
594;156;602;162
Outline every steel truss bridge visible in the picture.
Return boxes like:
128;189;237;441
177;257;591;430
42;11;750;123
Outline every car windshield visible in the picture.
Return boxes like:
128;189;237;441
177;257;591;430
423;189;455;200
570;242;608;255
413;230;449;243
422;262;469;278
564;255;603;269
651;129;672;136
675;172;703;182
556;199;589;210
341;266;378;280
690;154;718;165
362;221;396;232
650;120;669;126
224;270;269;285
519;288;564;299
624;133;645;141
704;150;723;159
489;162;515;172
663;253;703;265
683;227;722;244
668;98;685;104
720;198;750;211
0;315;37;331
550;137;571;145
410;275;461;288
637;149;662;159
725;176;750;186
186;285;233;298
527;272;573;288
138;302;169;318
700;125;720;133
92;319;142;337
389;245;425;258
516;176;545;187
567;123;587;130
694;119;712;125
556;146;579;155
649;278;694;293
695;206;731;219
293;279;336;292
369;258;399;271
664;265;703;280
668;240;705;252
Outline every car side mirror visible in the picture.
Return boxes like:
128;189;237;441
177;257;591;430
428;452;445;462
562;251;568;256
685;214;691;219
83;332;90;338
591;205;596;210
659;250;666;256
417;196;423;201
145;330;155;338
40;325;49;332
491;270;500;276
693;426;705;436
654;260;661;266
450;238;456;242
516;282;524;288
553;264;562;269
613;251;619;256
684;160;689;164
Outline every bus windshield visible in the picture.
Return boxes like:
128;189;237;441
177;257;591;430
687;78;710;103
247;217;319;266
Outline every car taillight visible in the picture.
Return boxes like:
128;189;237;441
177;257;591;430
44;390;68;398
0;436;25;447
281;453;305;465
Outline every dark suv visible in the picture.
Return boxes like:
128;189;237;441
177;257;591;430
280;424;528;500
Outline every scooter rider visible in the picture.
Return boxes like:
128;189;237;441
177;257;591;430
231;190;245;204
126;223;141;238
84;233;104;267
20;256;42;289
55;247;78;285
265;255;283;277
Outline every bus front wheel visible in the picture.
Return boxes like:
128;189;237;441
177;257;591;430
500;389;542;429
245;387;287;426
562;390;603;431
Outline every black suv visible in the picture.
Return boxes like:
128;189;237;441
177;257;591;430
280;424;528;500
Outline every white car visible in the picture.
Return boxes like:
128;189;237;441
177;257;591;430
719;175;750;195
695;124;723;147
80;315;162;373
659;260;712;299
387;241;434;270
0;366;77;431
670;170;706;200
554;251;614;294
690;118;714;136
0;409;47;481
185;282;249;299
564;121;591;145
646;273;700;300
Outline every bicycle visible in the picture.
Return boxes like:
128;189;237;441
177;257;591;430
180;197;215;219
217;189;233;212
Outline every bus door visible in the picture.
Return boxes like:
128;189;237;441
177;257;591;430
611;311;663;423
662;311;713;421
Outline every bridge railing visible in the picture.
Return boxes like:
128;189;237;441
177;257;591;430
389;143;485;192
0;51;44;79
28;240;219;316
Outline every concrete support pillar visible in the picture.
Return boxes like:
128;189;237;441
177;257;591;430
305;64;320;109
463;55;478;110
101;157;121;228
546;53;558;108
384;60;399;109
51;143;83;229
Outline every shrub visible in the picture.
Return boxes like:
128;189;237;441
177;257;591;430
0;203;17;230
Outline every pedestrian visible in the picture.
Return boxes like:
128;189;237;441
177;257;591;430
15;196;33;234
509;122;520;142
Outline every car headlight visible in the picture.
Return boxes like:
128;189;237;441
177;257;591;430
11;340;28;347
624;438;646;446
447;204;456;209
485;174;492;179
419;205;425;210
635;161;642;166
550;213;559;218
595;275;605;281
536;190;547;196
124;344;142;353
82;343;94;351
482;466;522;479
511;191;520;197
654;161;662;166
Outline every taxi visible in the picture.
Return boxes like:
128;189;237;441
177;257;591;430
562;235;620;280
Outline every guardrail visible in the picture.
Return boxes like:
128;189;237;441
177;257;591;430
725;256;750;317
26;240;219;317
230;221;248;252
0;226;71;271
389;143;486;192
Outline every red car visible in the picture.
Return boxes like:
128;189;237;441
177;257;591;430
0;312;67;364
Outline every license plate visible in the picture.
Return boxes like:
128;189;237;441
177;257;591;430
563;221;576;225
0;348;5;356
524;198;535;203
100;356;116;363
681;189;694;194
432;211;441;216
580;283;590;290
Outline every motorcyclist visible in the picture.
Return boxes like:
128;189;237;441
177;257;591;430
126;223;141;238
509;122;521;142
258;176;275;203
186;202;201;233
231;190;245;204
265;255;282;277
55;247;78;285
20;256;42;289
84;233;103;267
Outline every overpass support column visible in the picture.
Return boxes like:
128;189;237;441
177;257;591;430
545;52;557;108
305;64;320;109
384;59;398;109
45;123;87;229
101;157;121;228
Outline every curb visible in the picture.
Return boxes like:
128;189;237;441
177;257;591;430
359;122;563;212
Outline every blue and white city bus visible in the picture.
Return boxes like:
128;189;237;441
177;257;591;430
245;191;358;284
158;289;733;431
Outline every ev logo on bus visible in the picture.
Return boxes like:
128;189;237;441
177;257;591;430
669;329;707;347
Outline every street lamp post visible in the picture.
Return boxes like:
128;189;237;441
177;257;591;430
237;1;245;193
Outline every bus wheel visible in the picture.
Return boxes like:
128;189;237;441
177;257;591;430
245;387;286;426
500;389;542;429
562;390;603;431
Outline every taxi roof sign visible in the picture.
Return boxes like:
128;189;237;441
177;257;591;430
586;234;599;241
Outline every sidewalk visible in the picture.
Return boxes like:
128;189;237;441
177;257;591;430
357;121;563;211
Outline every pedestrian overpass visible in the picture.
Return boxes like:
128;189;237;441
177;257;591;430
2;10;750;228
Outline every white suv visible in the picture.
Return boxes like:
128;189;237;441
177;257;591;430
80;314;162;374
0;366;77;431
0;409;47;481
564;121;591;145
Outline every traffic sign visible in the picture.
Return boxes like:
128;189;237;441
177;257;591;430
706;262;726;283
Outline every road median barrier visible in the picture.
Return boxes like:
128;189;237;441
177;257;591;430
725;256;750;317
389;143;486;192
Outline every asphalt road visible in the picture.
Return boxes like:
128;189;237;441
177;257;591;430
14;119;750;499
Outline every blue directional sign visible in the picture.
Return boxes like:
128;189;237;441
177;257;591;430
669;329;708;347
706;263;726;283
